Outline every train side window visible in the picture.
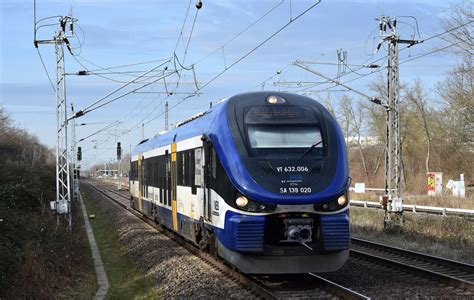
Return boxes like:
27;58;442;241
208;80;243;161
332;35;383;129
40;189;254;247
211;148;217;179
209;151;235;202
188;150;195;187
177;152;184;185
166;159;171;206
194;148;202;186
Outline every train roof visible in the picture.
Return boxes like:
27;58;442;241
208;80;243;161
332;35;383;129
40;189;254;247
131;98;227;156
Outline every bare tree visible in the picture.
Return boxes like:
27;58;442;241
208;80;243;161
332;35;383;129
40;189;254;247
442;2;474;57
405;79;432;173
351;101;369;180
437;58;474;145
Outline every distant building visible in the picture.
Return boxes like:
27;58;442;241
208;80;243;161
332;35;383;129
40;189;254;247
345;136;380;147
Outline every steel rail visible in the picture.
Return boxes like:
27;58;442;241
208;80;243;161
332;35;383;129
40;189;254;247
84;181;279;299
351;238;474;292
87;180;371;299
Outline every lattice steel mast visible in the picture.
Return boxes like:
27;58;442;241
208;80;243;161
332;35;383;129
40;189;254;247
35;16;76;227
377;16;420;228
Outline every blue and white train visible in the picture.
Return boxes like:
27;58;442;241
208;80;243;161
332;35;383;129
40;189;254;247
130;92;350;274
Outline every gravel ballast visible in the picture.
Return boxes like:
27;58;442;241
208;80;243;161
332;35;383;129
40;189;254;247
84;182;474;299
82;184;253;298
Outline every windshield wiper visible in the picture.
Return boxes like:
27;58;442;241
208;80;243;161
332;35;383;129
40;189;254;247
300;140;323;159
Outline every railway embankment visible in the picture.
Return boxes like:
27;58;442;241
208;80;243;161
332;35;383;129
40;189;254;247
81;182;254;298
0;109;96;298
80;185;160;298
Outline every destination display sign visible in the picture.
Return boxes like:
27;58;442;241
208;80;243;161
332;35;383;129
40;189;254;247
245;106;317;124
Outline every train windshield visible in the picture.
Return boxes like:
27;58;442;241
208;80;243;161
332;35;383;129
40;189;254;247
244;105;325;157
248;126;321;148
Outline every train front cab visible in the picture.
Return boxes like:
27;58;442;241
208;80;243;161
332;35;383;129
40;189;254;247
204;140;350;274
208;93;350;274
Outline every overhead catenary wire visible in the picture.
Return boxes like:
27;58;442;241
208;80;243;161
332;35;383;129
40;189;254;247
173;0;193;54
72;1;474;166
312;39;469;96
129;1;322;131
69;0;321;130
75;69;177;118
85;58;170;73
35;47;56;92
196;0;322;92
70;60;172;119
194;0;285;65
78;121;122;143
262;19;474;95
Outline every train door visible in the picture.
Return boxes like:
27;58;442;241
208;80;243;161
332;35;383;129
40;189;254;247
137;155;143;212
203;140;213;222
142;156;148;200
171;140;178;231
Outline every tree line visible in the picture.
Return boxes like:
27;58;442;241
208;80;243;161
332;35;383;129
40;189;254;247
322;4;473;193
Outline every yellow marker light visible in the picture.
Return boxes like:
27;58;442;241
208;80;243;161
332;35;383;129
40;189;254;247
236;196;249;207
337;195;347;206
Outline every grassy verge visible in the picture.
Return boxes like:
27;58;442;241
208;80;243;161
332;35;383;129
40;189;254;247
81;190;161;299
350;207;474;263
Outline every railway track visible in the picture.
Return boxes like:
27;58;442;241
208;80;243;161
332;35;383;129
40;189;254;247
350;237;474;292
86;179;474;298
86;180;369;299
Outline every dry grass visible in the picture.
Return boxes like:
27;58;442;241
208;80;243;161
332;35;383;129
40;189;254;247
350;207;474;264
82;190;161;299
351;192;474;209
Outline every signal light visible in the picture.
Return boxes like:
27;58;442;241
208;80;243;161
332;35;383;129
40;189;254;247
117;142;122;160
77;147;82;161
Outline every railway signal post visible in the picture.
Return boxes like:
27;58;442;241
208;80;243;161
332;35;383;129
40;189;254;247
117;142;122;190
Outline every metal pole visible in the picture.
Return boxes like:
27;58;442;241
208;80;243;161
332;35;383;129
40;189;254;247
55;35;72;228
118;156;122;190
71;104;78;203
378;16;417;228
165;101;169;131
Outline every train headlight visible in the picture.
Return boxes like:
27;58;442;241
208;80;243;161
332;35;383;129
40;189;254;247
234;195;276;213
337;195;347;206
235;196;249;207
266;95;286;104
314;193;349;212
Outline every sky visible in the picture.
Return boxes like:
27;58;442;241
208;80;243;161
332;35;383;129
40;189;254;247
0;0;468;169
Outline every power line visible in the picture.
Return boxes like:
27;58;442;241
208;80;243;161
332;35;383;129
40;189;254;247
266;19;474;96
70;61;172;119
197;0;322;92
35;47;56;92
194;0;285;65
86;58;170;73
173;0;193;54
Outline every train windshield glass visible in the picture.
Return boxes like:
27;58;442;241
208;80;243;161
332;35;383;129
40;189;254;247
243;105;325;157
248;127;321;149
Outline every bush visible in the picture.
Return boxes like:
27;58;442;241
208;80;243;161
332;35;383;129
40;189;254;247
0;107;94;298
